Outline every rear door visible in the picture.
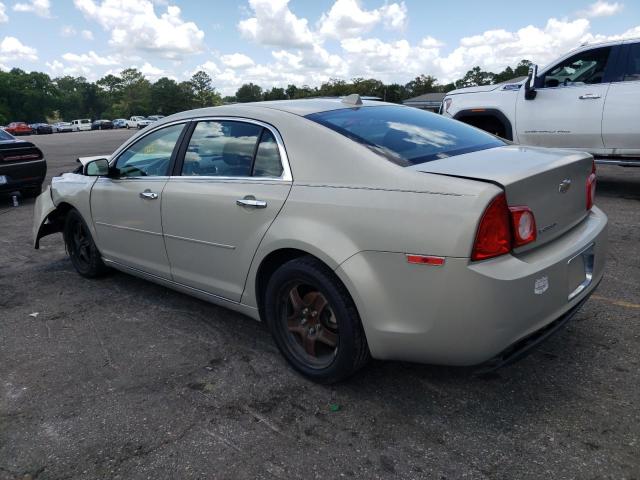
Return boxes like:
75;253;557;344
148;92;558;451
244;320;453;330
602;41;640;153
515;45;615;150
162;119;292;302
91;122;187;278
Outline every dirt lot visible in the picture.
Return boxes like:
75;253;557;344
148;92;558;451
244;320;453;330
1;129;639;479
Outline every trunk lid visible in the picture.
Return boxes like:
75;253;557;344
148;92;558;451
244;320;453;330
410;145;593;251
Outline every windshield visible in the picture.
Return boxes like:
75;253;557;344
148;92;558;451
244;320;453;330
0;129;14;140
305;106;504;166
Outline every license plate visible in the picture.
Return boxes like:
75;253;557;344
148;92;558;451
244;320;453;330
0;175;6;185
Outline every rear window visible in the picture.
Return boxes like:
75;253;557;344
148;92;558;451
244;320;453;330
306;105;505;166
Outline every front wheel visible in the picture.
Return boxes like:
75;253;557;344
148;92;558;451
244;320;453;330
264;256;370;383
63;209;108;278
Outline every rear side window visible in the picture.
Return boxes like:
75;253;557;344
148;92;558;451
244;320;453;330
182;121;262;177
306;105;504;166
624;43;640;81
253;130;283;177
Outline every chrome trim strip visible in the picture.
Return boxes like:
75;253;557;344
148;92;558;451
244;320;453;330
96;176;170;183
163;233;235;250
108;120;191;164
0;159;46;166
567;242;595;301
109;116;293;182
167;176;291;184
102;258;240;306
95;221;162;237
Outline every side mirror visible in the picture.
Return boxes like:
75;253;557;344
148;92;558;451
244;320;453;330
84;158;110;176
524;64;538;100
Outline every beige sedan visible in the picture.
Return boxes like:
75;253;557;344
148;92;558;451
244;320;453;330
33;96;607;383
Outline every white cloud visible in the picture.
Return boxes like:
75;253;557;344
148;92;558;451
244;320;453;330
12;0;50;17
139;61;166;80
220;53;255;69
580;1;624;18
60;25;76;37
73;0;205;59
81;29;94;40
61;50;120;66
0;36;38;62
318;0;406;39
0;2;8;22
238;0;314;48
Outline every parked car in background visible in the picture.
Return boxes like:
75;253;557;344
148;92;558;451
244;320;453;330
33;97;607;383
5;122;33;136
71;119;92;132
91;119;113;130
52;122;73;133
30;123;53;135
442;37;640;166
147;115;165;122
0;128;46;197
127;116;152;129
112;119;128;129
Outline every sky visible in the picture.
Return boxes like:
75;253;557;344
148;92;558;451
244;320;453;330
0;0;639;95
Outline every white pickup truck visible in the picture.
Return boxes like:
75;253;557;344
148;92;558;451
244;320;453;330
442;38;640;166
126;116;152;129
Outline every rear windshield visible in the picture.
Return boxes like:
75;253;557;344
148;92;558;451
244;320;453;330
306;105;505;166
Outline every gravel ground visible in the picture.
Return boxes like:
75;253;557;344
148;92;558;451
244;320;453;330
1;129;639;480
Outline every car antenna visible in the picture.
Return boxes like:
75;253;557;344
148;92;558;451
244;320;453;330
341;94;363;106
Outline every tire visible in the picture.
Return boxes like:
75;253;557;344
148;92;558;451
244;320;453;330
63;209;108;278
264;256;370;383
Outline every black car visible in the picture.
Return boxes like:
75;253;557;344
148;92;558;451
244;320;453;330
30;123;53;134
0;129;47;197
91;119;113;130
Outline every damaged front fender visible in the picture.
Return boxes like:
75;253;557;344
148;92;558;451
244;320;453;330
33;186;62;249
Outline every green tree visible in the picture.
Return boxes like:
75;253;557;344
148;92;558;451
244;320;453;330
405;74;440;97
235;83;263;102
190;71;222;108
263;86;287;101
455;66;496;88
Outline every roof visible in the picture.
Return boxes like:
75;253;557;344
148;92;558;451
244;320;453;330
168;97;397;121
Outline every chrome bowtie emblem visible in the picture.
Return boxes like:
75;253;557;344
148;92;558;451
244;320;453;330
558;178;572;193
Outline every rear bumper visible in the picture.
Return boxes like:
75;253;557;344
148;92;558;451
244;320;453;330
336;206;608;366
0;159;46;193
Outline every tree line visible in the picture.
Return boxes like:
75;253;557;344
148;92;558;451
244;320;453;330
0;60;531;125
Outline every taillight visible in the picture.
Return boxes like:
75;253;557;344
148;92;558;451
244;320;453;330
508;206;537;247
471;193;512;261
472;193;537;261
586;160;596;210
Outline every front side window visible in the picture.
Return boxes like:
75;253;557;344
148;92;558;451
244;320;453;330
543;46;612;87
115;123;185;177
182;121;262;177
306;105;504;166
624;43;640;81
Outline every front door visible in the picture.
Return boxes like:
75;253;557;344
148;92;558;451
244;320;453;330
162;119;292;301
91;123;187;279
515;45;613;150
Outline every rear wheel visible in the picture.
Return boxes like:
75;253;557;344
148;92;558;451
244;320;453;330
63;209;108;278
264;256;370;383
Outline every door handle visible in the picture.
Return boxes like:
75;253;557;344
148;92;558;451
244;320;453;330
236;196;267;209
139;190;159;200
578;93;601;100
